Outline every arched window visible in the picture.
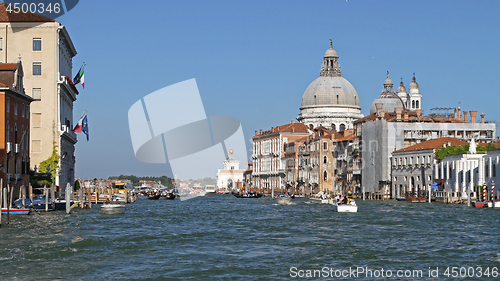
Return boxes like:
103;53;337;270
339;124;346;132
323;156;327;164
412;100;415;108
309;124;313;130
416;100;419;109
323;171;328;181
331;124;336;132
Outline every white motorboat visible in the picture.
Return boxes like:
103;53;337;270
309;197;333;204
333;202;358;213
101;203;126;214
276;195;292;205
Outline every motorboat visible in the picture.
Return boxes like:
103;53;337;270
309;191;333;204
333;199;358;213
473;201;487;208
233;192;263;198
164;192;176;200
101;203;125;214
1;207;31;215
276;194;292;205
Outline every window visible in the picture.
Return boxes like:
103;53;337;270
0;37;3;51
22;103;25;118
33;62;41;76
27;105;30;118
33;38;42;51
323;141;328;151
323;171;327;181
323;156;327;164
14;100;17;115
32;88;41;100
32;113;42;127
6;121;9;142
6;97;9;113
32;140;41;153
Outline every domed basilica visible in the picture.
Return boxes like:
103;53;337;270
297;41;364;131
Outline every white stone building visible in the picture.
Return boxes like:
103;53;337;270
216;149;245;191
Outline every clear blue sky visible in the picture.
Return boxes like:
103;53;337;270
58;0;500;180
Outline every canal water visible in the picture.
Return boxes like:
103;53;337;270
1;195;500;280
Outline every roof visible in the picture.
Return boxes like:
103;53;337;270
256;122;309;136
0;63;17;70
393;137;467;153
0;3;55;22
334;133;357;143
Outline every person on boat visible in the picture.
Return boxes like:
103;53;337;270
115;199;120;204
342;196;348;205
105;198;110;203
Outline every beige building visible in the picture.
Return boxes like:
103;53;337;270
0;5;79;191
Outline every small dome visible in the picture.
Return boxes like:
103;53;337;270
324;47;338;57
409;75;419;90
397;80;406;94
370;92;405;115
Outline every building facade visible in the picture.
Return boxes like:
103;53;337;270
252;122;310;194
0;5;79;191
0;61;34;197
216;149;245;191
359;73;497;198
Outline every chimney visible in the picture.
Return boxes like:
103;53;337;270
463;111;468;123
481;112;485;124
454;108;457;119
404;110;409;121
260;129;263;135
255;130;258;136
470;111;477;123
458;106;462;120
416;109;422;119
375;103;383;119
395;108;403;121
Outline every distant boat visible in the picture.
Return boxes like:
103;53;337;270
147;194;161;200
164;193;176;200
101;203;125;215
487;199;500;208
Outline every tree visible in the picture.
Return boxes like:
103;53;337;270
38;142;60;185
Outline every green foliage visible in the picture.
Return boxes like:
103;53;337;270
435;143;499;160
108;175;174;187
38;142;60;185
74;180;80;190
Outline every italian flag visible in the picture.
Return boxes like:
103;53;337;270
73;64;85;89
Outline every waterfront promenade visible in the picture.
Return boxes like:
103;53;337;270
1;195;499;280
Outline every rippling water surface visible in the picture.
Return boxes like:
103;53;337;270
1;195;500;280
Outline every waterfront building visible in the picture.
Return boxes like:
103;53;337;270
358;73;497;198
391;137;467;199
0;4;79;192
283;136;306;194
0;60;34;197
252;121;309;194
297;41;364;131
333;130;359;195
216;149;245;191
433;141;500;202
296;127;337;195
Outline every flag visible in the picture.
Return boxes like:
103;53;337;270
73;64;85;89
73;111;89;141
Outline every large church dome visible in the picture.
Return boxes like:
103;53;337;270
297;41;364;131
301;76;360;108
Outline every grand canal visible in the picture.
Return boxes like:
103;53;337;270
1;195;500;280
